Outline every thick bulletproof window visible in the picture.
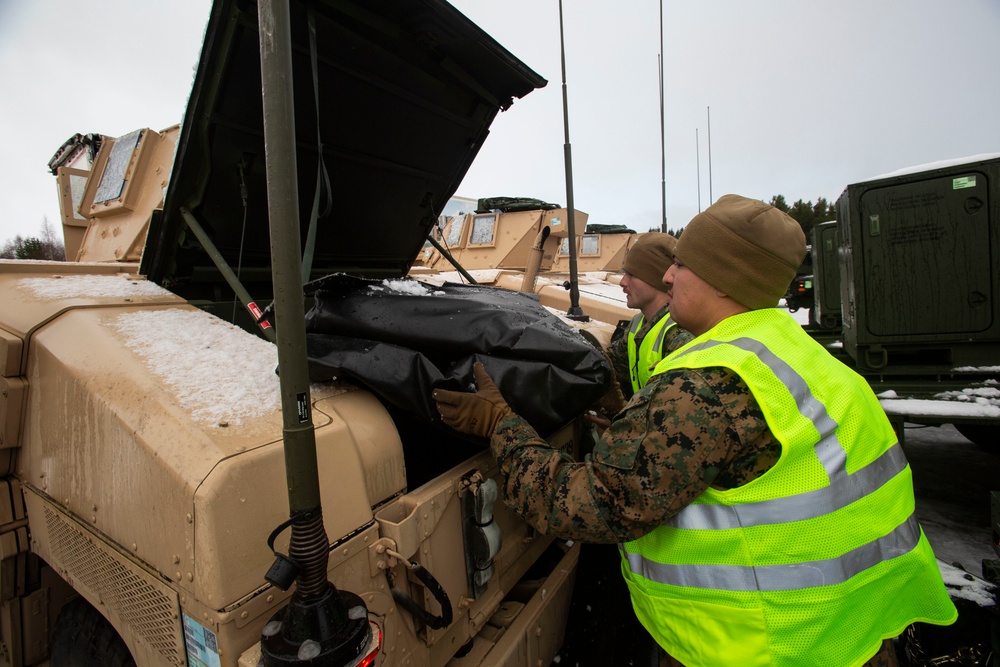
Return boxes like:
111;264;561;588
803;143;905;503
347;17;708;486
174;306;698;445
94;130;142;204
446;216;466;247
469;214;497;245
304;274;612;438
580;235;600;256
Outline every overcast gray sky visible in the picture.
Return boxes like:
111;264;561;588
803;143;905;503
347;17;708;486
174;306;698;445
2;1;999;246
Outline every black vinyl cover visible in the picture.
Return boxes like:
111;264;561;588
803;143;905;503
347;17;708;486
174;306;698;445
305;275;611;437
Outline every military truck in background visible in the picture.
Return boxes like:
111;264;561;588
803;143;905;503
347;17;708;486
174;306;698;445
410;196;646;327
0;1;650;665
418;196;640;276
412;195;648;326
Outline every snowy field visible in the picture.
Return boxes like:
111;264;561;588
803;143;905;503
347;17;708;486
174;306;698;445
905;422;997;574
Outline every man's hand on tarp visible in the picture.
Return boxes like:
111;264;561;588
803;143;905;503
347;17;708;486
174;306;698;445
433;362;512;439
583;376;625;431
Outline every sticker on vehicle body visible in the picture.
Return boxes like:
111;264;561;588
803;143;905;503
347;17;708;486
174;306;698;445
183;614;222;667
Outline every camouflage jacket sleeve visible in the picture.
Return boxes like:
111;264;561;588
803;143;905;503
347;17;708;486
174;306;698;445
606;328;633;399
489;366;777;544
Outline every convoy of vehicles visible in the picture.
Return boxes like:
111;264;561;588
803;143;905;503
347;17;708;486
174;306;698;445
0;0;997;665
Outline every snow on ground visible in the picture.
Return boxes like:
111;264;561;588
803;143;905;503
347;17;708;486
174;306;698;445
904;422;997;579
939;560;996;607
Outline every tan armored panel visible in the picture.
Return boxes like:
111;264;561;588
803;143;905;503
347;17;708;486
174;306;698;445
54;167;93;262
439;210;546;269
430;208;602;273
549;225;647;274
0;329;21;378
74;125;180;263
551;230;635;273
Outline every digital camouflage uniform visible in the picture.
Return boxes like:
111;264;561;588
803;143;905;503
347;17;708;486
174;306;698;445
489;364;899;667
607;304;694;400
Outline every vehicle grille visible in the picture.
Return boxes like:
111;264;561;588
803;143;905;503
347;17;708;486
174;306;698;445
43;504;185;666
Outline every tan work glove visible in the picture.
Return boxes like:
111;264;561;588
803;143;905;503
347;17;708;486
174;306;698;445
593;376;626;419
583;377;625;431
433;362;512;438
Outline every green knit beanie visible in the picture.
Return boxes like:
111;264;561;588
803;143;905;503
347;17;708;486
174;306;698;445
675;195;806;309
622;232;677;293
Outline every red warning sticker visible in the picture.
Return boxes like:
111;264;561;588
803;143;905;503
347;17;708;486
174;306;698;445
248;302;272;329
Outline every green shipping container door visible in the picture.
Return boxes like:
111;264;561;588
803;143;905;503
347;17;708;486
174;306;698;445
860;172;991;335
838;156;1000;370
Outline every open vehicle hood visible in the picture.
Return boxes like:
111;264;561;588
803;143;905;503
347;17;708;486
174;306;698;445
142;0;546;299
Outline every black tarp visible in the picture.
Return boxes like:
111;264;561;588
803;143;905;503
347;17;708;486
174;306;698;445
304;274;611;437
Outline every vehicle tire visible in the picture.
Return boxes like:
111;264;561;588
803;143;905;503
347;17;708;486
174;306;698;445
954;423;999;449
50;597;136;667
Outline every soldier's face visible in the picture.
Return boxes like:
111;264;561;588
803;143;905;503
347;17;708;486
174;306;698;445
664;260;720;336
619;271;663;312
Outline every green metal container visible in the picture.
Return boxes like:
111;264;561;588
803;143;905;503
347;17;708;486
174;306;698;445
836;155;1000;370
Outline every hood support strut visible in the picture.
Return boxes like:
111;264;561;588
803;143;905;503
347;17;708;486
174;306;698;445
425;234;479;285
179;207;277;342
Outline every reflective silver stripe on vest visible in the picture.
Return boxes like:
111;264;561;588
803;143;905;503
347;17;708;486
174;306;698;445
665;443;906;529
624;515;921;592
628;313;643;335
670;337;846;478
651;315;675;356
661;335;904;528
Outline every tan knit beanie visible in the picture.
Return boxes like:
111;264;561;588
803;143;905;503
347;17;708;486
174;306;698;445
674;195;806;309
622;232;677;293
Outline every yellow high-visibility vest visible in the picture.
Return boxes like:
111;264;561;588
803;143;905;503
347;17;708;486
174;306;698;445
626;311;676;393
622;309;956;667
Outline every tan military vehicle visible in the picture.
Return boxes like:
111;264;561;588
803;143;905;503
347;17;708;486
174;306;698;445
0;1;644;666
418;200;639;276
410;198;649;331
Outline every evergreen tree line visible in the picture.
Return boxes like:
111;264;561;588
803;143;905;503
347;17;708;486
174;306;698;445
0;217;66;261
767;195;837;239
